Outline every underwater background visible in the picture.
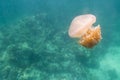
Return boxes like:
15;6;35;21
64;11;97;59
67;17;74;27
0;0;120;80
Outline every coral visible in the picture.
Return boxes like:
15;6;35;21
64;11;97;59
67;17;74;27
0;13;102;80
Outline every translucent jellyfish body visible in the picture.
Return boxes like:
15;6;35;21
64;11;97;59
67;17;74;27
68;14;102;48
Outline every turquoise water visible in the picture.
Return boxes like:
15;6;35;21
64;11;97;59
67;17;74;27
0;0;120;80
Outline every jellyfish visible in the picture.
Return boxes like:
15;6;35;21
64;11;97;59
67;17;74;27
68;14;102;48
